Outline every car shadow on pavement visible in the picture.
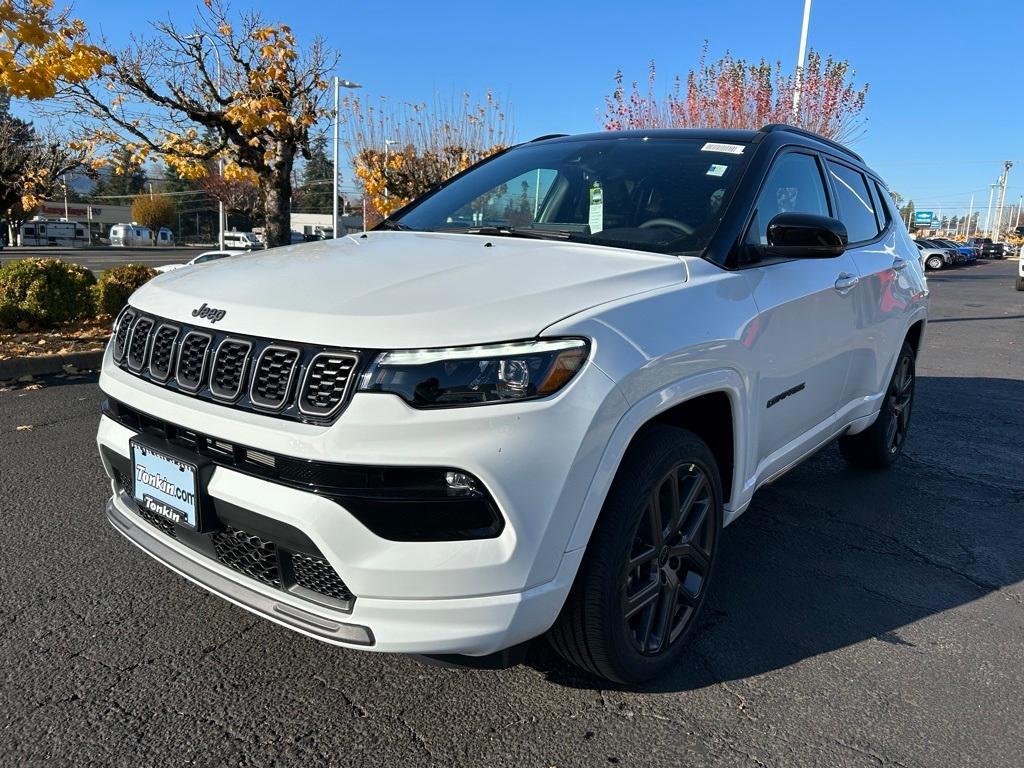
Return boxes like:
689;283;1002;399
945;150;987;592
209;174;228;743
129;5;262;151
530;375;1024;692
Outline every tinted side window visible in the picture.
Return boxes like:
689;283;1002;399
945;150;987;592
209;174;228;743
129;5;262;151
746;152;830;245
873;181;897;229
826;161;879;243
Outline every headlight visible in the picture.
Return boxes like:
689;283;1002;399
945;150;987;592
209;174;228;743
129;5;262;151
358;338;589;408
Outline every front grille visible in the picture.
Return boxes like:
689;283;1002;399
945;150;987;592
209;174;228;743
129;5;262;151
299;353;358;417
149;324;179;381
291;552;354;602
250;346;300;410
212;526;282;587
209;339;252;400
112;308;362;423
111;466;178;538
176;331;212;392
126;317;154;372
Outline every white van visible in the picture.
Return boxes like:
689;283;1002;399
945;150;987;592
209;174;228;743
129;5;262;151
222;231;261;250
109;223;152;247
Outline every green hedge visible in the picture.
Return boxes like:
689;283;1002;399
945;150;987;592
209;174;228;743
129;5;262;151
0;258;97;329
93;263;158;317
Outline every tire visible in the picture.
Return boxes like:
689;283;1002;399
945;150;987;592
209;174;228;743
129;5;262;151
926;255;944;270
1016;276;1024;291
839;341;916;469
548;424;722;684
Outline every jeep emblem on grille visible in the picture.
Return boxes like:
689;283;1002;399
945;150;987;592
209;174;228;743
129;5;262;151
191;302;227;324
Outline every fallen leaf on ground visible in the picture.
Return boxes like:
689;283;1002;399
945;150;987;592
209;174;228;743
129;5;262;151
16;425;33;431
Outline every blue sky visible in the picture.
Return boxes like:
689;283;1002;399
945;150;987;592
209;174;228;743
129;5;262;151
47;0;1024;216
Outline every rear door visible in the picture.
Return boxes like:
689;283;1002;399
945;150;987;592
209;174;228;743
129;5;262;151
823;160;917;403
741;150;861;462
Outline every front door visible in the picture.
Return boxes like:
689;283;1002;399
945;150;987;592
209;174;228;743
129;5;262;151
741;150;861;462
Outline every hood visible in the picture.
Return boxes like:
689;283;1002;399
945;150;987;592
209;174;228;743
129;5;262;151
131;231;685;348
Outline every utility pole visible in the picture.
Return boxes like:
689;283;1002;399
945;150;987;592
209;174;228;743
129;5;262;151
1015;194;1023;230
791;0;813;122
992;161;1012;241
984;184;996;236
965;193;974;238
332;76;362;239
62;175;69;220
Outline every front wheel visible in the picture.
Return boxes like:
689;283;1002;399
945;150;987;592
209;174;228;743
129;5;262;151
926;255;944;270
839;341;916;469
548;425;722;684
1016;275;1024;291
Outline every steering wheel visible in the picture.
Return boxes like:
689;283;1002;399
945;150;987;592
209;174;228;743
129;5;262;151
639;218;695;236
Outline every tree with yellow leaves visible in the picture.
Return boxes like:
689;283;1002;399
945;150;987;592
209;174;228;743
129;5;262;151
0;0;110;99
342;92;511;227
61;0;335;247
130;192;176;238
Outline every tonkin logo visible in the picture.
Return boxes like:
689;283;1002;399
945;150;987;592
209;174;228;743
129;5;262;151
192;302;227;324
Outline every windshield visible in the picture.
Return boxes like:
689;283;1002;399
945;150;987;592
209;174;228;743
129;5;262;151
389;137;752;255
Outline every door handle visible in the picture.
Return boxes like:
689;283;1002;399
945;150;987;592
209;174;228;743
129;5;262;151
892;257;909;271
834;273;859;293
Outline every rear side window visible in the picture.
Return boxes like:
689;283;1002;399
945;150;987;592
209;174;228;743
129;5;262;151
826;160;880;243
746;152;830;245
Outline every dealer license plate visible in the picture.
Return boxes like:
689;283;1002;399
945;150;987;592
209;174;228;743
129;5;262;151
130;439;199;529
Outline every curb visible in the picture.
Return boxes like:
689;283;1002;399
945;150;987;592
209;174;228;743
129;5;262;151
0;349;104;381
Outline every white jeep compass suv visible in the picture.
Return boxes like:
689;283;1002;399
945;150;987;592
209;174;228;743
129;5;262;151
97;125;928;684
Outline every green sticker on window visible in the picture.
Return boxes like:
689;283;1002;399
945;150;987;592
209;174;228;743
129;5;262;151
588;182;604;234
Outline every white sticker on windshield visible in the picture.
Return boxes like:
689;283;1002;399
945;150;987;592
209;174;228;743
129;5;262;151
588;182;604;234
701;142;745;155
706;163;728;177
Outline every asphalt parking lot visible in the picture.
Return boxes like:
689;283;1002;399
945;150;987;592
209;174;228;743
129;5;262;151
1;259;1021;767
0;246;208;274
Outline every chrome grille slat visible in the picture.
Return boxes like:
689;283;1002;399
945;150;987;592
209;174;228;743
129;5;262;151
148;324;180;382
112;309;136;363
175;331;213;392
209;338;252;401
298;352;359;418
249;345;300;411
126;317;154;373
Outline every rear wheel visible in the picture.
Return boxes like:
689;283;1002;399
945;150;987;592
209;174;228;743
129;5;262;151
926;255;944;270
839;342;915;469
1016;276;1024;291
549;425;722;684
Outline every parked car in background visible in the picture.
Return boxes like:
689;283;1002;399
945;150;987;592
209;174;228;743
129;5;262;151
915;240;954;270
222;231;262;250
932;238;975;263
980;239;1009;259
1017;253;1024;291
154;249;247;273
917;239;960;266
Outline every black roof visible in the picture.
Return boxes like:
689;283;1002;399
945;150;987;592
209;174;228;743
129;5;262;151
529;124;873;175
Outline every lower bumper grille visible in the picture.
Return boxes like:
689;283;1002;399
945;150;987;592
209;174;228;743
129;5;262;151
106;453;354;611
212;526;282;588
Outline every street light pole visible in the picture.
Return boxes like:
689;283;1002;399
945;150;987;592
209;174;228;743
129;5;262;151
993;161;1012;242
983;184;996;237
332;77;362;239
791;0;813;122
965;193;974;238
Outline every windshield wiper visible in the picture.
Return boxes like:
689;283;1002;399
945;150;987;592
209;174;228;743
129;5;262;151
433;225;565;240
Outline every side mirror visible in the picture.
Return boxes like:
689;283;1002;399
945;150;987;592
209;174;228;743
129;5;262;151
765;212;848;258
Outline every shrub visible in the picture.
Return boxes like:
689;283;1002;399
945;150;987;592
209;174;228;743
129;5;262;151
93;263;158;317
0;258;97;329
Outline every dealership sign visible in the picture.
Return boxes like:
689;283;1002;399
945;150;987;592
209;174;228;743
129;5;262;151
913;210;935;227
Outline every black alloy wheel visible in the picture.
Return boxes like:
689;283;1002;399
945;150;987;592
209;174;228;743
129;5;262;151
839;341;916;469
623;462;715;656
886;351;914;456
549;425;722;684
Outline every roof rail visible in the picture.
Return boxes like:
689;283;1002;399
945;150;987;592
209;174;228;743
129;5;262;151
758;124;862;163
529;133;569;143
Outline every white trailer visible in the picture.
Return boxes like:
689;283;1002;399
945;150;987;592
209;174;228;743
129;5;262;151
109;223;152;247
17;218;88;247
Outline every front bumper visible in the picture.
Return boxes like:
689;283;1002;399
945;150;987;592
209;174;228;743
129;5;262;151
97;346;625;655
